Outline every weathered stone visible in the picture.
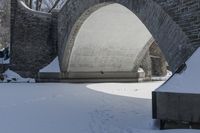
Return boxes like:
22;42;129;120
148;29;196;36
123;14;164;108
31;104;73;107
10;0;200;77
10;0;57;77
149;42;168;76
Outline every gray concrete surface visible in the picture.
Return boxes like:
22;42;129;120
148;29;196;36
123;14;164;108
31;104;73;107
153;92;200;123
68;4;152;72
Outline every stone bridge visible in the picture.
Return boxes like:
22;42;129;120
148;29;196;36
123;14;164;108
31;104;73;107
9;0;200;126
10;0;200;78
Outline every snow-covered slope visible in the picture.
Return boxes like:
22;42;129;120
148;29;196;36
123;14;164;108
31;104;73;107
157;48;200;93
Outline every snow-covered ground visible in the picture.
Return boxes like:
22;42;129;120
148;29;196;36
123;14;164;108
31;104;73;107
0;82;199;133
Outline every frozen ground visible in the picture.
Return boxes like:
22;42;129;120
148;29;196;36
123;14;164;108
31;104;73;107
0;82;199;133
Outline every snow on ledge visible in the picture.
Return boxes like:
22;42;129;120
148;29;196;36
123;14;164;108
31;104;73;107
157;48;200;93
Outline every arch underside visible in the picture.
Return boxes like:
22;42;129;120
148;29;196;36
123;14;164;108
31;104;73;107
67;4;154;78
58;0;197;76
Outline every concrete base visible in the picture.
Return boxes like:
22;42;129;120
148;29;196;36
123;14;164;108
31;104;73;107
152;48;200;129
36;72;140;83
36;72;167;83
36;78;140;83
152;91;200;129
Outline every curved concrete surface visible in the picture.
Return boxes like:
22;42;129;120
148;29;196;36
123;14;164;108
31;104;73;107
58;0;195;73
68;4;152;72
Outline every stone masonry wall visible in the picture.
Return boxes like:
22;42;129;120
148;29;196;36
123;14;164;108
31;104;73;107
154;0;200;50
10;0;57;77
149;42;168;76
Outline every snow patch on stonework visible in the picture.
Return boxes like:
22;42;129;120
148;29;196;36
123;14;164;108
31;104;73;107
1;69;35;83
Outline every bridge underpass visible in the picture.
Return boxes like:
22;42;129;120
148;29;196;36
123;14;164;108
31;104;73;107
8;0;200;129
37;3;169;82
66;4;152;79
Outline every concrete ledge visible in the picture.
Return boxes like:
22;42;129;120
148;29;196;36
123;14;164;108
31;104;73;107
36;72;168;83
36;72;140;83
36;78;139;83
66;72;139;79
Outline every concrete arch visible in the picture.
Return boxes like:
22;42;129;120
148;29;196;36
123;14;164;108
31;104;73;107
67;4;153;75
58;0;195;74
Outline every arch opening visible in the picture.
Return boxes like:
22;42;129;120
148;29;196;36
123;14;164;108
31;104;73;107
58;0;190;77
58;3;173;81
